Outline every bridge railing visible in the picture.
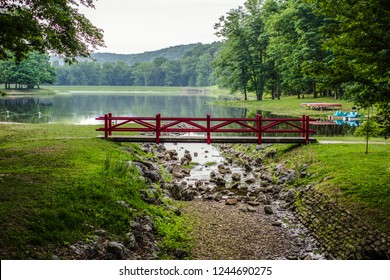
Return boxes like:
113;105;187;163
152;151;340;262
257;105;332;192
96;113;316;144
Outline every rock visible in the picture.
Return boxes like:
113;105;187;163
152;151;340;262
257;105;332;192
218;164;231;174
237;185;248;191
124;233;137;250
272;221;282;227
194;152;198;157
256;193;267;203
247;201;260;206
143;170;162;183
172;165;184;178
195;180;203;188
244;164;253;172
210;171;218;179
212;192;223;201
180;157;190;165
182;189;200;201
226;198;238;205
107;242;126;260
167;149;178;158
264;205;274;215
247;206;257;212
286;189;296;203
245;173;256;184
231;173;241;181
165;183;183;200
215;177;226;186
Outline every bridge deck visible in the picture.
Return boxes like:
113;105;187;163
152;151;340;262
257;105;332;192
97;135;316;144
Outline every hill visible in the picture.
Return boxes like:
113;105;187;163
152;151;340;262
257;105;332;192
51;43;202;66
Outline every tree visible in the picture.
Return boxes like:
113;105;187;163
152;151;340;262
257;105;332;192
0;0;104;63
354;110;383;154
0;52;56;88
214;1;270;101
308;0;390;138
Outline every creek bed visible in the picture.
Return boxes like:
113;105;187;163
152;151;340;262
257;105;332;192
163;142;325;260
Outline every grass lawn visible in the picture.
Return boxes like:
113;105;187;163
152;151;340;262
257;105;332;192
213;94;356;118
0;123;191;259
42;85;204;96
275;142;390;233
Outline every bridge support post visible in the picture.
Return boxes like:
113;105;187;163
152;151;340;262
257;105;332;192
156;113;161;144
256;114;262;144
206;114;211;144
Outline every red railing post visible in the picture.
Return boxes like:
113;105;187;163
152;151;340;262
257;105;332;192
256;114;262;144
305;115;310;144
206;114;211;144
104;114;109;139
108;112;113;136
301;114;306;139
156;113;161;144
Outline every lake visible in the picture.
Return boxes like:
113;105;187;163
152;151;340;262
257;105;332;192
0;91;245;124
0;88;354;136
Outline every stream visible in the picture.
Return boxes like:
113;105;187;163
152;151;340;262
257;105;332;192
162;142;325;260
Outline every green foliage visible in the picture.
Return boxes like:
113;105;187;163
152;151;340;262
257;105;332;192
214;1;269;101
276;143;390;232
308;0;390;108
52;43;222;87
354;117;383;141
0;124;192;259
0;52;56;88
0;0;104;63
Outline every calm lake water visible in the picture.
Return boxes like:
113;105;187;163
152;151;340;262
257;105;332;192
0;90;355;136
0;93;245;124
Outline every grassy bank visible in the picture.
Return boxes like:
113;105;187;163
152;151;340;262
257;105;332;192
0;123;191;259
213;95;355;117
270;143;390;233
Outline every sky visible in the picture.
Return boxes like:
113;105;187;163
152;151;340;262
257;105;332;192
79;0;246;54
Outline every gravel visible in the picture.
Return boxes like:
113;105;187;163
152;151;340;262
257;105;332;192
183;199;305;260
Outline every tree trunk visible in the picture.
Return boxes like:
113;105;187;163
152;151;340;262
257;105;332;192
244;88;248;101
256;87;263;101
313;82;318;98
277;73;281;100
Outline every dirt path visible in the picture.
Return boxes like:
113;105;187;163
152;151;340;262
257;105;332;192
183;199;313;260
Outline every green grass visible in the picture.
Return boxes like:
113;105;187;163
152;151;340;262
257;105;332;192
213;95;356;117
276;143;390;233
0;123;191;259
42;85;204;96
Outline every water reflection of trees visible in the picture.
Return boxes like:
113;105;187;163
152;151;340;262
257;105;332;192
0;94;357;137
0;98;53;123
241;109;356;137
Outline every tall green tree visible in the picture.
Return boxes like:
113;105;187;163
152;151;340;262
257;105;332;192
214;0;270;101
266;0;329;98
308;0;390;135
0;52;56;88
0;0;104;63
308;0;390;103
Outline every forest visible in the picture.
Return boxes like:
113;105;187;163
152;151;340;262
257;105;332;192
1;0;388;114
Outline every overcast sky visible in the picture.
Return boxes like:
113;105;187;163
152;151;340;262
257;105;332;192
80;0;246;54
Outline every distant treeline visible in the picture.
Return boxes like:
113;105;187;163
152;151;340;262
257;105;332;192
52;43;221;87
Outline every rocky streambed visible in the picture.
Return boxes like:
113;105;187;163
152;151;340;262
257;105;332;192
140;142;324;260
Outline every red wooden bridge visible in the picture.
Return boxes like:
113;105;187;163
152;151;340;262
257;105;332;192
96;113;316;144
